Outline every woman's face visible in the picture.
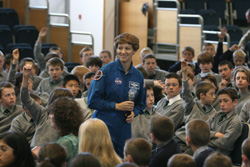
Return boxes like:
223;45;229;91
0;140;15;167
116;43;135;64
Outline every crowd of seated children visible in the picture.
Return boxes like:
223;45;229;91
149;116;182;167
233;66;250;114
185;120;214;167
194;51;221;86
9;93;40;144
132;85;159;140
86;55;102;73
155;73;184;131
206;87;242;155
175;60;217;151
123;138;152;167
99;49;112;66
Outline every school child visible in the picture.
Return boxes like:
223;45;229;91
99;50;112;66
169;46;199;74
242;138;250;167
167;154;195;167
124;138;152;167
86;55;102;73
82;72;95;99
132;85;159;140
143;54;168;82
0;51;7;82
149;116;182;167
155;73;184;130
62;74;81;98
175;61;217;151
185;120;214;167
204;152;232;167
135;47;153;69
36;57;64;95
0;82;24;133
218;61;234;90
194;52;221;86
233;66;250;115
9;94;41;144
233;49;248;68
79;47;94;66
206;87;242;155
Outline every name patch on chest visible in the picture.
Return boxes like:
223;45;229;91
115;78;123;85
129;81;140;90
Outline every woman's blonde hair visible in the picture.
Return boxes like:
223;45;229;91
78;118;122;167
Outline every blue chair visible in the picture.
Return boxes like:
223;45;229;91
8;45;34;62
207;0;228;25
0;25;13;50
13;25;38;49
41;43;58;56
199;9;220;26
6;43;31;54
183;0;206;13
225;25;243;46
180;9;198;24
0;8;19;30
0;44;5;54
65;62;81;73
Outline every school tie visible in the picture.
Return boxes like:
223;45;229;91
30;119;34;125
4;109;10;116
219;113;227;123
144;110;150;116
202;106;206;111
164;100;169;109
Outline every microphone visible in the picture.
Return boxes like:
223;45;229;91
126;90;135;120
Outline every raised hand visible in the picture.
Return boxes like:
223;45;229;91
39;27;47;38
12;49;19;64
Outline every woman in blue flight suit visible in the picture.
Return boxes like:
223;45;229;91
87;32;146;157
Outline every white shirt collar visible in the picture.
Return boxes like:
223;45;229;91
165;94;181;106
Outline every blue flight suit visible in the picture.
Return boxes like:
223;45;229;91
88;59;146;157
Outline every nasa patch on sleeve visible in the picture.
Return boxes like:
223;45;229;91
94;70;103;80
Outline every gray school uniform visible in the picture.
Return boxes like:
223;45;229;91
239;101;250;123
132;107;160;140
0;105;24;134
148;69;169;82
155;95;184;130
21;86;59;147
82;90;89;98
0;70;7;82
194;72;222;86
37;77;63;95
9;112;35;144
175;80;216;143
207;110;242;155
235;91;250;115
34;41;46;71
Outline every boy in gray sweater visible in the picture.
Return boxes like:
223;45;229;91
206;87;242;155
155;73;184;130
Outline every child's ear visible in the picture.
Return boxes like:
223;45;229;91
233;99;238;106
125;154;133;163
242;154;248;164
186;136;191;147
150;133;155;141
200;93;205;99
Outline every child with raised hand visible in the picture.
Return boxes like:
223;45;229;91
206;87;242;155
174;60;217;152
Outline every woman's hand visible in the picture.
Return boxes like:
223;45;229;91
126;111;135;123
115;101;134;111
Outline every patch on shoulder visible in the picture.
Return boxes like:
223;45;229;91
94;70;103;80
